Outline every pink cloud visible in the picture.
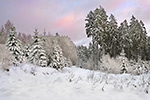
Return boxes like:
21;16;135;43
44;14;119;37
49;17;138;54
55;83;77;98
55;13;75;28
53;12;86;41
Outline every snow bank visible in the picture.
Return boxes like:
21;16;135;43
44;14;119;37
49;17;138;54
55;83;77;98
0;64;150;100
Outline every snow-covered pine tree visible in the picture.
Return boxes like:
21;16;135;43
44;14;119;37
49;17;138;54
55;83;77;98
139;20;147;60
29;29;47;67
120;49;128;74
128;15;146;61
50;40;66;70
77;45;87;68
108;14;120;58
136;56;148;75
38;49;47;67
94;6;108;54
23;44;30;61
85;6;108;68
118;20;131;60
5;26;24;63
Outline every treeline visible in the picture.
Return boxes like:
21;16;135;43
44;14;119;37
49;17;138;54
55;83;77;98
85;6;150;62
4;26;72;70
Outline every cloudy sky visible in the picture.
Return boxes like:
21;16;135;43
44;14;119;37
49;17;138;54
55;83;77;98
0;0;150;45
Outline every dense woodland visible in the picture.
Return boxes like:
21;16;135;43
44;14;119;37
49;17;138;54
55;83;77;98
77;6;150;74
85;6;150;61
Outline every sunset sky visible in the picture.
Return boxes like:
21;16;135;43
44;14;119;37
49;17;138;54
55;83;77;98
0;0;150;45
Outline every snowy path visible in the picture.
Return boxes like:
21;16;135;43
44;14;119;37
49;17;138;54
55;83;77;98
0;64;150;100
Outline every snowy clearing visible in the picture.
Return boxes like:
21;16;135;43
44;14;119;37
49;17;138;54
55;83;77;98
0;64;150;100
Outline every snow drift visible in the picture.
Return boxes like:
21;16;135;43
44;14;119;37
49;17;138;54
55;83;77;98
0;63;150;100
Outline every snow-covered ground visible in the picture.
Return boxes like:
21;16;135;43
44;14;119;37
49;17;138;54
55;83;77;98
0;63;150;100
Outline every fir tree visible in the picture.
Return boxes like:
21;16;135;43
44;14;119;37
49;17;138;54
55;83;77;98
50;41;66;70
85;6;108;68
23;44;30;60
5;26;24;63
128;16;142;61
118;20;131;60
29;29;47;67
120;49;128;74
139;20;147;60
108;14;120;57
38;49;47;67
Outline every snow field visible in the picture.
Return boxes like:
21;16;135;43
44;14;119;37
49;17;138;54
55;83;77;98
0;63;150;100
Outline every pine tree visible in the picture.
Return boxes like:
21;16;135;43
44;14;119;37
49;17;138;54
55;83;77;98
5;26;24;63
29;29;47;67
136;56;148;75
139;20;147;60
120;49;128;74
128;15;148;61
50;41;66;70
38;49;47;67
108;14;120;57
23;44;30;60
77;46;85;68
118;20;132;60
85;10;96;38
85;6;108;68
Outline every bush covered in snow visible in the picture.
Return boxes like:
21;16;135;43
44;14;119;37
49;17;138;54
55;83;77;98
0;44;16;70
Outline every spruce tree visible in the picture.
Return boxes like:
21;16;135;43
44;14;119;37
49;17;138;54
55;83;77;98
108;14;120;57
93;6;108;51
139;20;147;60
118;20;132;60
6;26;24;63
85;6;108;68
38;49;47;67
23;44;30;61
128;15;146;61
29;29;47;67
120;49;128;74
50;41;66;70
